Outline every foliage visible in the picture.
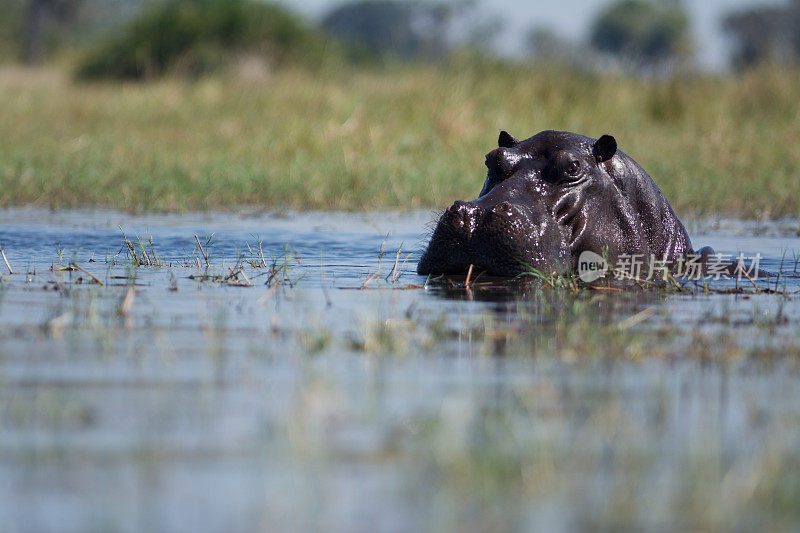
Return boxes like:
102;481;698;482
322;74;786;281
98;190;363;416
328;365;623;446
22;0;87;63
0;0;26;62
723;3;800;69
75;0;341;79
526;28;583;65
589;0;690;69
0;0;120;64
321;0;486;62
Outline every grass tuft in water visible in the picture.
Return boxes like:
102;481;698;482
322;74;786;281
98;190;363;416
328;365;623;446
116;227;164;267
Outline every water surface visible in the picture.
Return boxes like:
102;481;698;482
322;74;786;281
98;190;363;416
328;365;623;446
1;208;799;532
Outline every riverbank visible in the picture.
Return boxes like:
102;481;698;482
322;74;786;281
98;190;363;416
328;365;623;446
1;63;798;216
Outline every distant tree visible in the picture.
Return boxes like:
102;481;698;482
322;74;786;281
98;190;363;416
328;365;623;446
0;1;24;62
76;0;340;80
526;28;580;64
24;0;50;62
589;0;690;70
723;2;800;69
321;0;486;61
23;0;83;63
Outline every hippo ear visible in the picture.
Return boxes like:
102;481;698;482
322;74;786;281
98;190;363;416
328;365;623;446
592;135;617;162
498;130;519;148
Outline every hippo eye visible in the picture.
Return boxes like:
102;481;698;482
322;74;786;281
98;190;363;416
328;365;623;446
565;160;581;176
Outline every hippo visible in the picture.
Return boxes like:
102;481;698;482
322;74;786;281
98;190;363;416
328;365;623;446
418;130;701;278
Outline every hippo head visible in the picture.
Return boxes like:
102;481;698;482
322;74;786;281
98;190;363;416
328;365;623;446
418;130;693;278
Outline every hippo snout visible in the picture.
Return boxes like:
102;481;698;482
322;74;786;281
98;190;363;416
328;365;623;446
418;195;570;277
443;200;521;237
445;201;484;236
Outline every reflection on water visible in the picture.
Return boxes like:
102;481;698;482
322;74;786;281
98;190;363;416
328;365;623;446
0;208;799;532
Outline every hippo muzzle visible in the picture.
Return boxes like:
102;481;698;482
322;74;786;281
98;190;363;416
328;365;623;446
418;129;694;278
417;184;570;277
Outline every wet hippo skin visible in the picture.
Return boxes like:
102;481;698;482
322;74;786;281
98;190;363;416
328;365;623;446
418;130;698;277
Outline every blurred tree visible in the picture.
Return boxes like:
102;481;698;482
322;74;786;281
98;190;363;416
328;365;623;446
526;28;580;64
0;1;24;63
323;1;422;59
321;0;486;61
589;0;690;70
76;0;342;79
723;2;800;69
23;0;83;63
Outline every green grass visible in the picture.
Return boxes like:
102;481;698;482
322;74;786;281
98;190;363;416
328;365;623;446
1;61;799;216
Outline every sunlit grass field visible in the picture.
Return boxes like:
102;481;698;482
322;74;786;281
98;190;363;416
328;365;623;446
1;61;798;216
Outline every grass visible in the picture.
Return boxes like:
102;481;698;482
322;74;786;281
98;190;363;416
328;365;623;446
0;62;799;216
117;227;164;267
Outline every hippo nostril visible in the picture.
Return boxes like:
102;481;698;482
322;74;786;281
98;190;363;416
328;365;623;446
445;201;484;234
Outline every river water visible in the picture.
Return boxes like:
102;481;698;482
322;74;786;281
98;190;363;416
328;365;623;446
1;208;799;532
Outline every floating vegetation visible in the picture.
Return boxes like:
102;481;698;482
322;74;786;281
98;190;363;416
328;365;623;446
115;227;163;267
420;260;798;298
354;234;415;289
0;241;12;275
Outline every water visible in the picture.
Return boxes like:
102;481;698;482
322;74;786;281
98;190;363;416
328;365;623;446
1;208;799;532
